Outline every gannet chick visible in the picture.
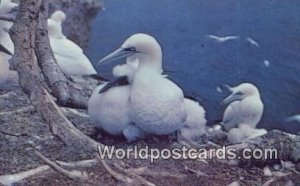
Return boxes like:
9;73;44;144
97;33;187;136
88;60;144;142
180;98;207;141
227;124;267;143
221;83;264;131
47;10;97;75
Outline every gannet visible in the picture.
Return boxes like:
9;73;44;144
97;33;187;136
206;34;239;43
220;83;264;131
88;57;144;142
227;124;267;143
0;0;16;53
0;0;18;90
47;10;97;76
246;37;260;47
180;98;207;141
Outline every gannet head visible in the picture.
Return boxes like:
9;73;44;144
0;0;17;15
50;10;66;23
97;33;162;71
222;83;260;105
47;11;66;39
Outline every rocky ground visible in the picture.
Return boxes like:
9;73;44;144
0;87;299;186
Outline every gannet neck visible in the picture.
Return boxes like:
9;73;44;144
136;52;162;74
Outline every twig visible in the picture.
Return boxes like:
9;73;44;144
100;159;133;184
184;165;210;178
56;158;98;168
0;165;50;186
112;162;156;186
0;106;35;116
60;107;89;118
0;130;29;137
34;150;89;181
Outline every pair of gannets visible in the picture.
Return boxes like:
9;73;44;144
220;83;265;143
0;0;18;89
88;33;207;142
47;11;97;76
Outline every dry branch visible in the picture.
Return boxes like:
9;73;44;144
35;150;90;181
9;0;102;154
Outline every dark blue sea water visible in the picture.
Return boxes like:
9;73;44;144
86;0;300;132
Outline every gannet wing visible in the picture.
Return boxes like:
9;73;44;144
222;101;240;131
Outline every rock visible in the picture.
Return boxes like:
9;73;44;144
49;0;103;49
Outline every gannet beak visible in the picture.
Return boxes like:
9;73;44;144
221;92;243;105
0;44;12;55
99;76;129;94
97;47;136;66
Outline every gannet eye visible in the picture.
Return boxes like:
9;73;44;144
123;47;136;52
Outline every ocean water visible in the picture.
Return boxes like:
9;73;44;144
86;0;300;132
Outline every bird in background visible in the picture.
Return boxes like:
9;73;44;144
47;10;97;76
206;34;239;43
0;0;16;53
0;0;18;90
220;83;264;131
246;37;260;47
96;33;206;140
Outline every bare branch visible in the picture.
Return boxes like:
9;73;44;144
0;165;50;186
100;159;133;184
35;150;90;181
9;0;102;153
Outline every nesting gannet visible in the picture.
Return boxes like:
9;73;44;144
0;0;17;87
97;33;187;136
88;57;145;142
180;98;207;141
0;0;16;53
47;10;97;76
227;124;267;143
246;37;260;47
206;34;239;43
220;83;264;131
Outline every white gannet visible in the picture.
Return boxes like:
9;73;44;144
227;124;267;144
47;10;97;76
0;0;18;89
88;57;145;142
0;0;16;53
246;37;260;47
220;83;264;131
206;34;239;43
180;98;207;141
97;33;187;136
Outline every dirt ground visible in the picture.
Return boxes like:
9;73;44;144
0;88;299;186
